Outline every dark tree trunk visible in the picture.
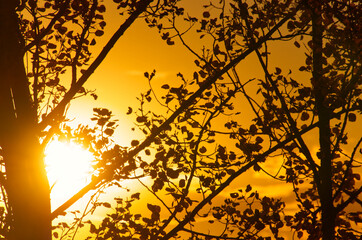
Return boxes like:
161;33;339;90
0;1;51;239
311;2;336;239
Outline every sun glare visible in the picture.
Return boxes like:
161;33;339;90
45;139;94;209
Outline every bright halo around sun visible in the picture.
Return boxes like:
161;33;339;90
45;139;94;210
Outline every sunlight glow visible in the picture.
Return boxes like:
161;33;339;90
45;139;94;209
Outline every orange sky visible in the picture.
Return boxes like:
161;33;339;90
58;1;361;239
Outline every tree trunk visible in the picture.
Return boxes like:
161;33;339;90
311;2;336;239
0;1;52;239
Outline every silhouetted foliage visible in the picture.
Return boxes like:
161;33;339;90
0;0;360;240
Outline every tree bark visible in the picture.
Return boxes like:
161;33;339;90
311;1;336;239
0;1;51;239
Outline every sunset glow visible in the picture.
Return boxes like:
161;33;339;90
45;139;94;209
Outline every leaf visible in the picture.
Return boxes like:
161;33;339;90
161;32;169;40
348;113;356;122
104;128;114;136
97;5;106;12
161;84;170;89
97;118;107;126
90;93;98;100
245;184;252;192
103;202;111;208
166;168;179;179
299;66;307;71
255;136;263;143
61;222;69;228
78;87;85;93
147;203;161;213
230;192;239;198
199;70;207;78
179;179;186;188
136;116;147;123
58;26;67;34
90;223;97;233
226;169;235;175
255;221;265;230
275;67;281;75
203;11;210;18
131;140;139;146
205;102;214;108
253;164;261;171
301;112;309;121
47;43;57;49
249;124;257;135
107;122;116;127
166;38;174;45
95;30;104;36
287;21;295;30
199;146;207;153
131;192;140;200
126;107;133;115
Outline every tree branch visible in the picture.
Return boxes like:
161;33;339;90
336;186;362;213
161;117;317;239
23;1;68;53
39;0;153;130
333;137;362;203
52;1;303;219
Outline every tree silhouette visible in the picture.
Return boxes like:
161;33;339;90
0;0;361;240
0;0;178;239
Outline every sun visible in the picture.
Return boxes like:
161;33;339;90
45;139;94;210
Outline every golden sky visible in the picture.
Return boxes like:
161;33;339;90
54;1;361;239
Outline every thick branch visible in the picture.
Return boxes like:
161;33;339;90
311;2;336;239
